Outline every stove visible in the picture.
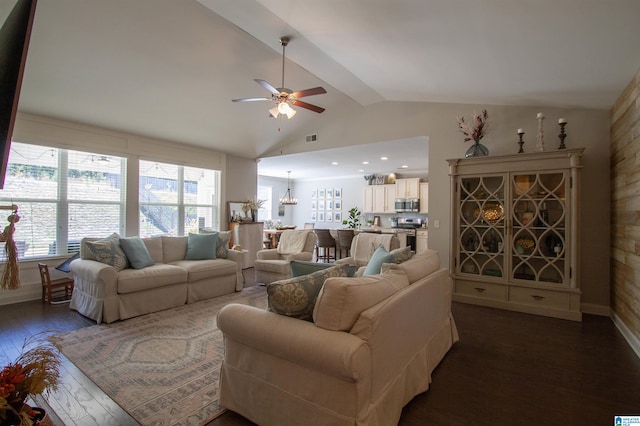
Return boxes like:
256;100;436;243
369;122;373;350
392;218;424;230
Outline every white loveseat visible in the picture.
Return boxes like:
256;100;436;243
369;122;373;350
70;235;243;323
217;249;459;426
335;232;401;267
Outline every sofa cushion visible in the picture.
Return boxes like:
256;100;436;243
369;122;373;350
389;246;413;263
85;233;129;271
381;248;440;284
117;264;187;294
171;258;237;282
363;245;395;276
313;269;410;331
119;237;155;269
143;237;164;264
162;236;188;263
267;263;350;321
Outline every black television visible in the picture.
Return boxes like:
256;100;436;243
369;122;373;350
0;0;37;189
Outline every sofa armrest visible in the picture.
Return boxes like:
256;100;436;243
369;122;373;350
218;304;370;380
69;259;119;299
282;252;313;262
256;249;280;260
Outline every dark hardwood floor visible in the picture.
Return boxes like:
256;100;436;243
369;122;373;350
2;268;639;425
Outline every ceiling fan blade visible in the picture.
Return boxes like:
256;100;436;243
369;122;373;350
292;87;327;98
291;100;325;113
255;79;279;95
232;97;270;102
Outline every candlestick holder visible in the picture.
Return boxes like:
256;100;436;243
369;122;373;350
517;132;525;153
558;122;567;149
536;114;545;151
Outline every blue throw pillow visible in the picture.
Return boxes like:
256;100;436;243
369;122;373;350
363;245;396;276
119;237;154;269
185;233;217;260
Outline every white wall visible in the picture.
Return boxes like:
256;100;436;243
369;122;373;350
264;101;611;314
0;113;257;305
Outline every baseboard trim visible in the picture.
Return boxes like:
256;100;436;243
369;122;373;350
611;310;640;360
580;302;610;316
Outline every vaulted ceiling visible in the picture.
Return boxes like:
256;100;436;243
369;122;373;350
7;0;640;178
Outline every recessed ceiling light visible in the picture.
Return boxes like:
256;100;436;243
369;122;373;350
380;156;388;160
401;165;409;169
358;169;364;172
331;162;338;165
362;161;369;165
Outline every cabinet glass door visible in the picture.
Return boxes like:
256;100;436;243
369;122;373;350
458;175;505;278
511;171;567;285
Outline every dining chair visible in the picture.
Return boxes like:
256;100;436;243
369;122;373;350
314;229;336;262
336;229;355;259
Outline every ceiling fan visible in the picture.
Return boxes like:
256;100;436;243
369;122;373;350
232;36;326;119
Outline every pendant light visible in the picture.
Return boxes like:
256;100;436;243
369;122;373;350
279;171;298;205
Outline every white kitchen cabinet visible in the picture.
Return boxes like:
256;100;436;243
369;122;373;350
363;185;395;213
416;230;428;253
395;178;420;199
419;183;429;213
447;149;584;321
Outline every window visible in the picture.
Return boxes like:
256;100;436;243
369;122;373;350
257;185;272;221
139;160;220;237
0;142;127;258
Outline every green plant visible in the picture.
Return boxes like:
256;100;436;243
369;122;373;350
342;207;362;228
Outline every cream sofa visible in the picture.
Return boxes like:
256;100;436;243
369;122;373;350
70;235;243;323
217;249;459;426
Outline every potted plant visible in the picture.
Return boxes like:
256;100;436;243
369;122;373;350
342;207;362;229
0;332;61;426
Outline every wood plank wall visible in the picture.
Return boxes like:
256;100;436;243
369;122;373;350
611;68;640;342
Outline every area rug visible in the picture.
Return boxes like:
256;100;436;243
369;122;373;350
52;286;267;426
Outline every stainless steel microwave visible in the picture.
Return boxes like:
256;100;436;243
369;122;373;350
395;198;419;212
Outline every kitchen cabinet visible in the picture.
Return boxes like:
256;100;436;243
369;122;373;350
416;230;428;253
395;178;420;199
419;183;429;213
447;149;584;321
363;185;395;213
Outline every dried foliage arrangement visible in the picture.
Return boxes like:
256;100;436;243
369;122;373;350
456;109;490;143
0;332;61;426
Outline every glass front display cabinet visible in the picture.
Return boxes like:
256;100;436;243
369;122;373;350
448;149;584;321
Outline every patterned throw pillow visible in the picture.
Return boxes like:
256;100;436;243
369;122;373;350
85;233;129;271
389;246;413;264
216;231;232;259
267;263;350;321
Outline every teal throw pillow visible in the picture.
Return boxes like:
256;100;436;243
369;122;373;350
85;233;129;271
363;245;396;276
119;237;154;269
185;233;217;260
290;260;336;277
267;263;350;321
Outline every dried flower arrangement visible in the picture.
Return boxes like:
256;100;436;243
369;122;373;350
241;197;266;213
456;109;490;143
0;332;61;426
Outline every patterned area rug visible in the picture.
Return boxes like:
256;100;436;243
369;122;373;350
53;286;267;426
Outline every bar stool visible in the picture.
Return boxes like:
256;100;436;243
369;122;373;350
38;263;74;304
